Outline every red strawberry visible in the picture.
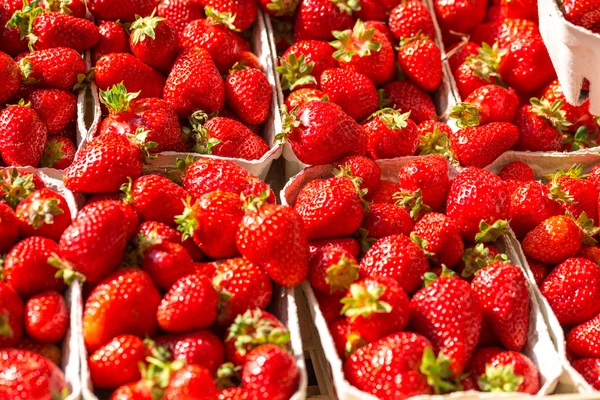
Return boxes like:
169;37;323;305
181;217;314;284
163;364;218;400
360;234;430;294
471;18;540;49
397;36;442;91
453;43;504;99
513;98;570;152
397;154;450;212
19;47;85;90
278;40;335;91
278;100;367;165
308;246;359;294
501;0;537;21
154;330;224;374
522;215;585;264
579;245;600;264
129;12;179;73
319;68;378;121
498;35;555;93
363;109;419;159
573;358;600;390
201;0;257;31
0;104;47;167
218;388;258;400
157;0;203;35
450;122;519;168
15;339;61;365
548;165;599;222
136;222;203;262
315;290;344;322
478;351;540;394
91;21;130;64
164;47;225;118
433;0;486;42
370;179;400;205
589;164;600;192
241;344;299;400
446;167;510;241
361;203;414;240
417;120;454;155
89;334;148;389
335;155;380;197
293;0;356;42
0;0;28;56
212;258;272;327
562;0;600;28
141;241;195;291
354;0;399;21
412;212;464;268
225;65;271;126
499;161;535;182
309;237;360;258
86;195;138;241
0;349;67;398
0;281;24;347
447;41;479;73
1;168;46;207
381;80;437;124
95;53;165;100
0;51;21;103
509;181;562;239
542;79;596;136
329;318;366;358
157;274;218;332
388;0;435;40
24;290;68;344
111;380;155;399
568;314;600;358
83;268;161;351
451;85;519;126
88;0;154;22
0;201;18;252
15;188;71;241
27;89;76;135
410;276;482;376
284;88;327;109
294;176;365;239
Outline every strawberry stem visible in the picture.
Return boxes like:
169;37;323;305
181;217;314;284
130;9;165;44
99;83;140;114
420;347;458;394
340;283;392;320
325;254;359;293
474;220;509;243
226;309;291;356
331;19;381;62
48;253;86;285
276;53;317;91
174;196;197;241
478;363;524;392
393;189;431;221
449;102;481;128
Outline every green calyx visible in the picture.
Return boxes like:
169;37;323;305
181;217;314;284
422;265;455;287
99;82;140;114
465;42;506;83
370;108;411;130
26;197;64;229
345;332;367;357
420;347;459;394
449;102;481;128
564;126;598;151
226;309;291;356
215;362;242;390
39;138;66;168
170;155;197;184
567;211;600;246
1;168;36;209
545;163;586;181
478;363;524;393
393;189;431;221
0;314;13;338
119;177;133;205
418;128;456;162
18;57;38;84
474;220;509;243
204;6;240;32
461;243;508;278
6;0;43;50
330;0;360;15
325;254;360;293
275;105;301;145
547;177;578;206
43;0;74;14
242;191;270;212
174;196;197;241
410;232;435;259
73;68;94;93
143;348;185;396
277;53;317;91
356;227;376;255
332;165;371;211
130;9;165;45
126;126;158;162
378;88;390;109
530;97;572;134
397;32;430;49
340;283;392;320
188;110;221;155
48;253;86;285
266;0;301;16
330;20;381;62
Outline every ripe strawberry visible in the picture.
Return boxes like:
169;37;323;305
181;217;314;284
315;290;343;322
353;0;399;21
136;221;203;262
141;241;195;291
284;88;327;109
501;0;537;21
157;274;218;332
19;47;85;90
410;276;482;376
212;258;273;326
471;17;541;48
450;122;519;168
499;161;535;182
388;0;435;39
547;165;599;222
0;104;47;167
573;358;600;390
344;332;434;398
0;51;21;103
163;364;218;399
0;201;18;252
202;0;258;30
568;314;600;358
164;47;225;118
295;176;365;239
397;36;442;91
83;268;161;351
446;167;510;241
85;195;138;241
447;41;479;73
509;181;562;239
417;120;454;157
543;79;596;136
225;65;271;126
278;40;335;91
24;290;68;344
330;20;395;86
27;89;76;135
579;245;600;264
15;339;61;365
87;0;154;22
242;344;299;400
335;155;380;197
562;0;600;28
478;351;540;394
453;43;504;99
0;281;24;347
513;98;570;152
329;318;366;358
155;330;224;374
319;68;378;121
0;349;67;398
360;234;430;294
91;21;130;64
293;0;356;42
370;179;400;205
433;0;486;43
397;155;450;212
89;334;148;389
278;101;367;165
111;380;155;399
451;85;519;127
15;188;71;241
129;12;179;73
309;237;360;258
0;0;28;56
218;388;258;400
522;215;584;264
589;164;600;192
157;0;203;35
1;168;45;207
363;109;419;159
309;246;359;294
381;80;437;124
361;203;414;240
412;212;464;268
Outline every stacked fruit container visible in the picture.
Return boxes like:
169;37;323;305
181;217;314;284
2;0;600;398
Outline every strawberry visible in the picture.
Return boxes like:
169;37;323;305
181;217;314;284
542;257;600;326
163;364;218;399
335;155;380;197
370;179;400;205
96;54;165;101
509;181;562;239
27;89;76;135
164;47;225;118
155;330;224;374
450;122;519;168
1;168;46;207
225;309;289;366
225;65;271;126
293;0;356;42
285;88;327;109
278;101;367;165
15;188;71;241
453;42;505;99
410;276;482;376
417;120;454;156
589;164;600;192
522;215;585;264
309;237;360;258
129;11;179;73
0;349;67;398
433;0;486;43
478;351;540;394
471;262;529;351
388;0;435;40
412;212;464;268
315;290;344;322
212;258;273;326
579;245;600;264
446;167;510;242
360;234;429;294
201;0;257;31
237;196;309;287
83;268;161;352
19;47;85;90
446;41;479;73
0;0;28;56
111;380;155;399
0;281;24;347
141;241;195;291
0;201;18;252
542;79;597;135
278;40;335;91
0;51;21;103
342;276;409;343
547;165;599;222
319;68;378;121
294;176;365;239
513;97;570;152
363;109;419;159
361;203;414;240
344;332;434;398
562;0;600;28
24;290;68;344
157;274;218;332
41;0;86;18
330;19;395;86
136;222;205;263
397;155;450;212
526;257;552;287
450;85;519;126
573;358;600;390
381;80;437;124
501;0;537;21
15;339;61;365
88;0;154;22
85;194;138;241
89;334;148;389
157;0;203;35
0;104;47;167
92;21;130;64
241;344;299;400
329;318;366;358
499;161;535;182
354;0;399;21
397;35;442;91
568;314;600;358
308;246;359;294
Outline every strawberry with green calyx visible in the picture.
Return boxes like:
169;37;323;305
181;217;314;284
331;19;381;61
460;243;508;279
15;188;71;241
241;344;298;400
564;125;599;152
285;88;328;109
332;165;370;210
277;53;318;91
420;347;461;394
449;102;481;128
450;121;519;168
455;42;506;99
393;189;431;221
397;155;450;212
0;282;24;347
1;168;40;209
48;252;87;286
0;103;47;167
397;34;442;91
293;0;358;42
361;203;413;240
225;61;272;126
215;362;242;390
450;85;520;128
39;137;75;169
129;9;179;73
329;319;367;359
335;155;381;198
186;110;221;154
421;265;456;288
546;165;598;222
514;97;572;152
381;80;437;124
319;67;379;121
478;351;540;394
474;220;510;243
363;108;419;159
412;213;464;268
308;246;360;294
418;127;455;161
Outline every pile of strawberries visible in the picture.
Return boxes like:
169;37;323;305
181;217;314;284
560;0;600;31
0;168;74;397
